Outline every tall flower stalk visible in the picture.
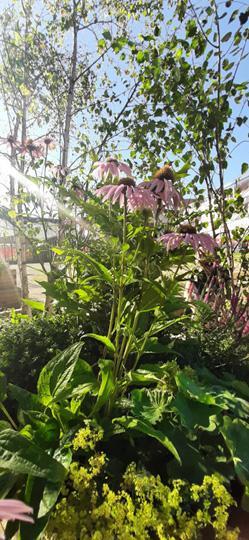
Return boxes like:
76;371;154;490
93;160;216;397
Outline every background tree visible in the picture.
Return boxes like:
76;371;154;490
0;0;163;310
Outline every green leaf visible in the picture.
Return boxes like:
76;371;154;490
69;359;98;399
0;429;66;481
137;50;145;63
149;316;187;337
222;32;232;42
221;417;249;485
92;360;115;414
131;388;168;425
7;209;16;219
22;299;45;311
241;485;249;512
175;372;220;405
175;161;192;179
103;29;112;40
9;384;44;412
51;247;64;255
37;343;83;405
127;363;171;386
38;481;62;518
113;416;181;463
139;279;167;311
0;372;7;401
98;38;106;49
0;470;16;498
241;162;248;174
142;338;173;354
85;333;116;353
172;392;219;431
77;251;112;284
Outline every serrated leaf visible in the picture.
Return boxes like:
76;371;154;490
0;429;66;481
37;343;83;405
131;388;168;424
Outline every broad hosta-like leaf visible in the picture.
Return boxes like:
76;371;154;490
0;429;66;481
37;343;83;405
172;392;219;431
221;417;249;486
176;371;223;406
176;371;249;419
113;416;181;463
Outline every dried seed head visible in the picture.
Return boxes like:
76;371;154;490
7;135;15;145
44;136;53;145
119;177;136;187
26;140;37;152
154;164;175;182
179;223;197;234
106;157;119;165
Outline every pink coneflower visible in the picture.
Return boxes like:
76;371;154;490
0;135;21;149
0;499;34;524
95;177;156;212
93;157;132;180
141;163;182;210
159;224;216;253
42;136;56;150
140;177;182;209
21;139;45;159
51;165;68;181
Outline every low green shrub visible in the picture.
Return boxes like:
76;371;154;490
0;315;81;391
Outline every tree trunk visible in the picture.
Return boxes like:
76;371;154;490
16;2;31;315
58;4;79;242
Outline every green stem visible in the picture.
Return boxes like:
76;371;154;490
114;194;127;377
132;330;150;372
0;402;18;429
106;289;116;348
115;310;140;378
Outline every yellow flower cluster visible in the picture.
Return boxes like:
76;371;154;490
73;420;104;452
45;455;239;540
